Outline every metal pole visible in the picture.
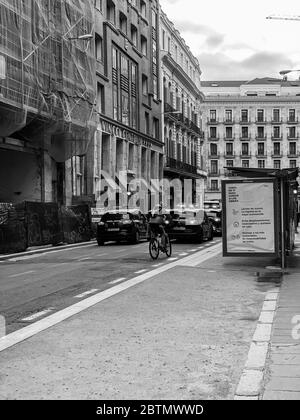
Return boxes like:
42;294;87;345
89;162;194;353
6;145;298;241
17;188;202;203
280;178;286;269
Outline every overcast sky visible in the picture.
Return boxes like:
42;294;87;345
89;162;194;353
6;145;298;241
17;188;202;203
160;0;300;81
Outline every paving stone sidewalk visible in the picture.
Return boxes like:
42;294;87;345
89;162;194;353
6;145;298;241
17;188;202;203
263;234;300;400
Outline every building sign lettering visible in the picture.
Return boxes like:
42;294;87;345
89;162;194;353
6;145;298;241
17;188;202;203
99;119;153;149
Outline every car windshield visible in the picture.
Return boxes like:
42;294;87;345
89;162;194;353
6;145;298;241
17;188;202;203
101;213;131;222
207;211;221;218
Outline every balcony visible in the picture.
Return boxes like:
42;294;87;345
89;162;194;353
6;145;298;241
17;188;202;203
287;118;298;124
240;136;250;141
208;170;221;176
240;153;252;159
256;119;268;124
224;136;235;141
207;118;220;125
288;153;298;158
287;135;298;140
206;187;221;192
256;136;267;141
272;153;283;158
208;154;220;159
271;135;283;141
224;153;235;158
164;157;198;176
256;153;267;158
223;119;235;125
239;119;251;125
271;119;282;124
208;136;219;141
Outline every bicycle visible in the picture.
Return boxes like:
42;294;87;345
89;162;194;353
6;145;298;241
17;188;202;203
148;221;172;260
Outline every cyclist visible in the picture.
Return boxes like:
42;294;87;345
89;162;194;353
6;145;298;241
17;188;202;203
148;203;168;250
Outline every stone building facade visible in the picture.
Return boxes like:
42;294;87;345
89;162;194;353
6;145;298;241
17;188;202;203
90;0;164;211
160;10;206;208
201;78;300;201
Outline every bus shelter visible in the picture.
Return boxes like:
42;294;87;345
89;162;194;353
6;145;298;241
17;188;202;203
222;167;299;268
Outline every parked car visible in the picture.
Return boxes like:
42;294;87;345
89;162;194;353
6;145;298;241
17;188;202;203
164;207;214;243
97;209;148;245
207;209;222;236
204;200;221;211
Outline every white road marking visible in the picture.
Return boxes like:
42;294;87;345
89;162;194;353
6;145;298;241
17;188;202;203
109;278;127;285
152;263;163;267
134;269;148;274
6;244;97;262
0;243;222;353
21;308;54;322
74;289;99;299
77;257;91;262
179;253;188;256
168;257;178;261
9;271;35;278
189;249;198;252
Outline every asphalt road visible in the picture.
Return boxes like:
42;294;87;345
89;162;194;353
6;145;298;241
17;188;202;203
0;238;222;334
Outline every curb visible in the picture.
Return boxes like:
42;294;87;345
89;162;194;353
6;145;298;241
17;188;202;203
0;240;97;261
234;286;281;399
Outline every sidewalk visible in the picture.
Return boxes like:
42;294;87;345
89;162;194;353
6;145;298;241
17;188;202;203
0;246;277;400
262;233;300;400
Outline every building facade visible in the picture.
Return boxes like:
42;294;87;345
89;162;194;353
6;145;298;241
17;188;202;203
201;78;300;201
90;0;164;211
160;10;206;208
0;0;96;206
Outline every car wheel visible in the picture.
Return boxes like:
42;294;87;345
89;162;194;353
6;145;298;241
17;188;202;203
197;230;204;243
131;230;140;244
97;237;104;246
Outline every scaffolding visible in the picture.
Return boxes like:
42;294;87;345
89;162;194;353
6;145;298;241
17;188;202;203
0;0;96;160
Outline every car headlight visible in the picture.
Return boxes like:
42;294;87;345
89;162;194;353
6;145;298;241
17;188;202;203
214;218;221;222
121;220;132;225
98;222;105;226
186;219;198;225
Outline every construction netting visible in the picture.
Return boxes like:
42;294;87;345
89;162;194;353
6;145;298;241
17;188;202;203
0;0;96;161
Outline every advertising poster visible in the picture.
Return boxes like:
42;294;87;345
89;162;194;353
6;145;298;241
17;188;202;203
223;180;277;256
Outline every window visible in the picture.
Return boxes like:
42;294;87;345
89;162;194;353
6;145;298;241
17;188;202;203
258;160;265;169
210;143;218;156
242;143;249;156
226;127;233;139
273;126;281;138
273;142;280;155
107;0;115;25
119;12;127;34
226;143;233;156
96;83;104;114
167;37;171;53
290;160;297;168
145;112;149;135
131;24;138;47
210;110;216;122
257;127;264;138
257;143;265;156
274;160;281;169
94;0;102;12
241;126;248;139
226;160;234;167
257;109;264;122
72;156;85;196
140;0;146;17
142;74;148;96
242;160;249;168
112;46;138;129
288;126;296;138
175;45;178;61
289;109;296;122
241;109;248;122
162;30;165;50
273;109;280;122
210;161;218;175
210;127;217;139
211;180;219;191
141;35;147;55
128;143;134;170
289;142;296;155
95;34;103;62
153;118;159;139
225;109;232;122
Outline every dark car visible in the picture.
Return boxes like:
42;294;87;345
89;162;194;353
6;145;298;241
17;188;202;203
97;209;148;245
164;208;214;243
207;209;222;236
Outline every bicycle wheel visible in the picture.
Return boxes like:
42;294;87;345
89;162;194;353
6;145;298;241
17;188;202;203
149;238;160;260
165;234;172;258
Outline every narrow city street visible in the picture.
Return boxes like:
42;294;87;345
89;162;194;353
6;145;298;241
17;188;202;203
0;239;222;334
0;239;278;400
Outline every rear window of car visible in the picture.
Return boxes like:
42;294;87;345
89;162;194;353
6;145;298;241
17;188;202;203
101;213;131;222
170;210;205;222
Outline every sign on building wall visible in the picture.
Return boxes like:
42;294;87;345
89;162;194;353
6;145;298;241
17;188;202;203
222;179;278;257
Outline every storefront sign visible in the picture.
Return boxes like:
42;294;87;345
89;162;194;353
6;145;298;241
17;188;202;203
222;179;278;256
98;119;153;149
